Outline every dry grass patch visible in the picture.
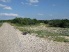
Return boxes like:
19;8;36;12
12;23;69;42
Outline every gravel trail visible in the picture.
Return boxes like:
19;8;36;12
0;23;69;52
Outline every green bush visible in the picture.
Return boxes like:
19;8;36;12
48;19;69;28
11;17;39;25
1;17;69;28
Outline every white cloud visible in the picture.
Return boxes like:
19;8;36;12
25;3;38;6
4;6;12;10
21;0;39;6
0;13;18;17
34;5;38;6
38;13;44;16
0;4;12;10
21;2;24;5
0;4;6;7
29;0;39;3
0;0;10;2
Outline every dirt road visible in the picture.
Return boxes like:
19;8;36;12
0;23;69;52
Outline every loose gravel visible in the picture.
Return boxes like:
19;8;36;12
0;23;69;52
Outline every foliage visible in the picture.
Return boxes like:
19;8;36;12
48;19;69;28
0;17;69;28
15;25;69;42
53;36;69;42
10;17;69;28
11;17;39;26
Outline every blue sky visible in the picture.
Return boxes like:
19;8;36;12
0;0;69;20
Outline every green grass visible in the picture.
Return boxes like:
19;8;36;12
11;23;69;42
0;23;3;27
53;36;69;42
17;27;69;42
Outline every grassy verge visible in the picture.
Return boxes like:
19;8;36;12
11;23;69;42
0;23;3;27
53;36;69;42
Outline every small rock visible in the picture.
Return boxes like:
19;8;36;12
22;31;30;35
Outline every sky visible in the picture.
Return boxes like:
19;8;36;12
0;0;69;20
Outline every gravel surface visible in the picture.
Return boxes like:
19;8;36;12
0;23;69;52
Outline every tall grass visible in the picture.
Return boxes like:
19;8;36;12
12;23;69;42
0;23;3;27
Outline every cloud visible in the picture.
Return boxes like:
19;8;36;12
0;4;12;10
21;0;39;6
38;13;44;16
0;0;11;2
27;3;38;6
28;0;39;5
0;13;18;17
4;6;12;10
34;5;38;6
0;4;6;7
21;2;24;5
29;0;39;3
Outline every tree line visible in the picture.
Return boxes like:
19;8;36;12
0;17;69;28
